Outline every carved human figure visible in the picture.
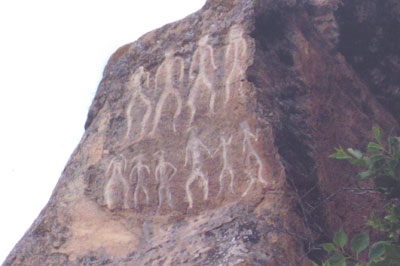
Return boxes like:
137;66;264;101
212;135;235;196
224;25;248;106
150;50;184;136
124;66;152;143
154;150;177;209
184;129;211;208
187;35;218;128
240;121;268;197
104;155;129;210
129;154;151;208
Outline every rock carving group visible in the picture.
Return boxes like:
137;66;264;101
104;120;267;210
103;26;267;210
122;26;248;141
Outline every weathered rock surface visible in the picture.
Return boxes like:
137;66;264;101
4;0;400;265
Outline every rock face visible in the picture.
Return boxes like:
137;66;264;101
4;0;400;265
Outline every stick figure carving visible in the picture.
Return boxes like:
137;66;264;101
224;25;248;106
212;135;235;197
154;150;177;209
104;155;129;210
124;66;152;143
129;154;151;208
240;121;267;197
150;50;184;136
187;35;218;128
184;129;211;208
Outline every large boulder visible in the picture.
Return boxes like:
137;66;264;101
4;0;399;265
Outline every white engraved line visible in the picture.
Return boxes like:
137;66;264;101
104;155;129;210
187;35;218;128
212;135;235;196
240;121;267;197
241;172;256;197
154;150;177;209
130;154;151;208
124;67;152;143
224;26;248;106
184;130;211;208
150;51;184;136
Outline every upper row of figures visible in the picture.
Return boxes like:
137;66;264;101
122;25;249;144
104;121;268;211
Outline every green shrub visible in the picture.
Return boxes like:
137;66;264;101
311;126;400;266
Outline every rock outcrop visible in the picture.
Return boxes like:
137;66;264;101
4;0;400;265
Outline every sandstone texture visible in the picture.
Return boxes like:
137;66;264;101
4;0;400;265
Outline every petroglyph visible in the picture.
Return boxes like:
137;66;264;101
129;154;151;208
240;121;267;197
187;35;218;127
125;67;152;143
213;135;235;196
184;129;211;208
150;51;184;136
224;25;248;106
154;150;177;209
104;155;129;210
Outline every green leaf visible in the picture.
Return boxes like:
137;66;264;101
385;244;400;260
373;126;382;144
369;241;387;261
334;228;348;249
394;163;400;179
311;260;319;266
357;170;373;180
347;148;363;159
368;261;389;266
327;253;346;266
388;137;395;154
367;212;384;231
350;231;370;254
330;147;352;160
345;260;359;266
322;243;337;252
384;209;399;223
371;154;385;163
348;158;359;165
354;157;370;168
363;156;374;168
368;142;384;153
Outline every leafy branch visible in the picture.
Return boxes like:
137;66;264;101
311;126;400;266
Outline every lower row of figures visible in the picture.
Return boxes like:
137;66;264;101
103;155;268;212
103;121;268;211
